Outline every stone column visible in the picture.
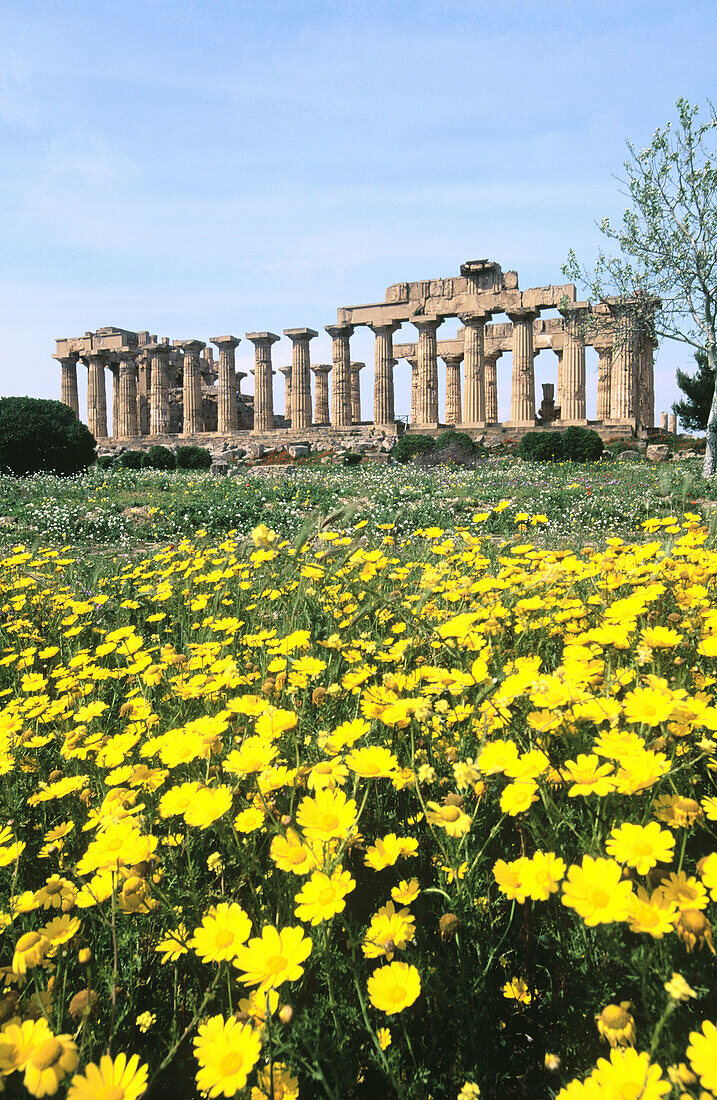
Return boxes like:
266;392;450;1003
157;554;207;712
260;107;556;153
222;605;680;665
407;358;419;425
116;348;139;438
607;305;639;422
325;323;354;428
279;366;292;423
350;362;365;423
660;411;668;430
668;413;677;433
246;333;279;433
311;365;331;425
55;355;80;417
559;305;588;423
182;340;206;435
552;337;565;415
594;339;613;422
211;336;241;434
284;328;317;430
110;366;119;438
484;351;501;424
507;309;539;425
370;322;400;427
413;316;442;426
460;312;489;426
442;353;464;425
638;334;656;429
148;343;171;435
85;353;108;439
136;350;150;435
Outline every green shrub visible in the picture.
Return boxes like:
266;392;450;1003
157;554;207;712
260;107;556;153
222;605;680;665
95;455;114;470
392;434;435;464
0;397;96;476
175;446;212;470
342;452;363;466
433;429;482;454
117;450;148;470
562;426;604;462
146;445;176;470
517;431;564;461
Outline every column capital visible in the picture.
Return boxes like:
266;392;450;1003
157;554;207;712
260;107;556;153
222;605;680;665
311;363;332;374
325;323;355;339
369;320;400;336
251;368;276;376
245;331;280;347
411;314;443;332
176;339;206;353
81;350;107;365
506;308;540;324
350;361;366;372
441;352;464;367
118;346;139;363
278;365;293;377
558;301;590;321
210;335;241;351
52;353;79;366
283;327;318;341
484;349;504;362
147;342;171;356
458;311;491;327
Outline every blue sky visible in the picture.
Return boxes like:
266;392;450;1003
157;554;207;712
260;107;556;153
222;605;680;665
1;0;715;425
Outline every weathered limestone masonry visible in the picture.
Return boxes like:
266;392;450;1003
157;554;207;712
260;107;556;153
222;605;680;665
54;260;658;446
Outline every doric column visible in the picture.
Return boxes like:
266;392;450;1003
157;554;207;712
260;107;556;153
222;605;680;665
350;362;365;423
607;304;639;422
110;366;119;438
116;348;139;437
507;309;539;425
659;411;668;430
279;366;292;423
413;316;442;426
325;323;354;427
637;334;656;429
552;336;565;415
460;312;489;425
211;336;241;434
311;365;331;425
85;353;108;439
55;355;80;417
484;351;501;424
407;358;419;425
136;350;150;435
442;353;463;426
594;338;612;422
148;343;171;435
369;322;399;427
559;305;588;423
182;339;205;435
668;413;677;433
246;333;279;433
284;328;317;429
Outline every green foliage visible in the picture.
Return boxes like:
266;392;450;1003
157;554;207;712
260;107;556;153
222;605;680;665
95;455;114;470
175;445;212;470
392;434;435;464
117;450;148;470
342;451;363;466
518;428;603;463
673;350;714;432
433;429;482;454
0;397;96;476
517;431;564;461
145;444;176;470
561;426;604;462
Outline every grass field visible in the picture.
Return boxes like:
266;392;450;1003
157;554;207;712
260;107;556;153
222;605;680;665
0;459;715;1098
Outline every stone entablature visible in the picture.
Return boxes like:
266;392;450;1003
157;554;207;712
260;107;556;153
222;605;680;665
54;260;657;441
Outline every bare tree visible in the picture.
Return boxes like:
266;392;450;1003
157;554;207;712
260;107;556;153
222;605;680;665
564;98;717;475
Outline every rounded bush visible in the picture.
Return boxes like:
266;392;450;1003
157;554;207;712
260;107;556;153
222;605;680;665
0;397;96;476
517;431;563;461
561;426;604;462
117;450;147;469
392;434;435;464
146;445;176;470
434;429;482;455
95;455;114;470
175;445;212;470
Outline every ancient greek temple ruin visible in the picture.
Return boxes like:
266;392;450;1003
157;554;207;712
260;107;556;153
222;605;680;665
54;260;658;443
